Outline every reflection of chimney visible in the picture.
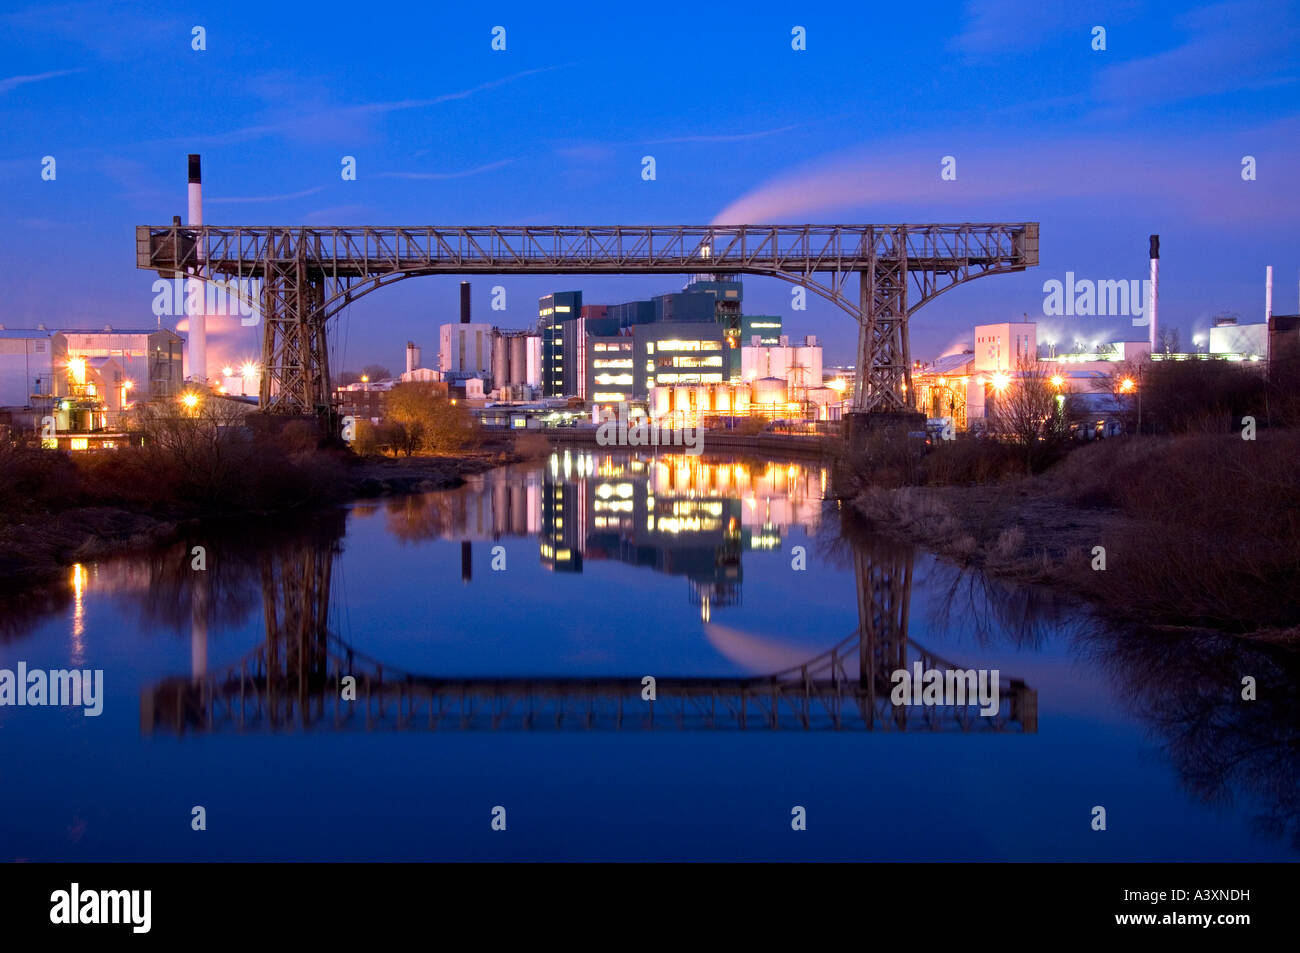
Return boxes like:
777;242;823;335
461;540;472;583
191;570;208;680
187;154;207;383
460;281;471;324
1148;234;1159;351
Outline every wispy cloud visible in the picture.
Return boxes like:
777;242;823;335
643;124;803;145
208;187;326;204
949;0;1085;55
1093;0;1300;109
376;160;513;181
0;68;83;94
180;65;571;148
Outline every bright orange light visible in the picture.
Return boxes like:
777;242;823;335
122;380;134;390
1120;377;1136;393
937;377;946;387
221;366;234;377
1050;375;1065;389
827;378;846;392
240;361;257;379
181;392;200;409
360;375;369;383
991;372;1011;392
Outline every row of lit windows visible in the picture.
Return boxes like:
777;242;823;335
593;373;633;386
671;356;723;368
648;340;722;353
593;358;633;369
593;342;632;352
652;373;725;385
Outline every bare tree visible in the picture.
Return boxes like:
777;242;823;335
988;355;1069;466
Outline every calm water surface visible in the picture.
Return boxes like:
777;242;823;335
1;451;1295;861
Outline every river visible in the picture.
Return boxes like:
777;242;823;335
1;450;1295;860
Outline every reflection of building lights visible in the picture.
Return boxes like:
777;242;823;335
71;563;86;661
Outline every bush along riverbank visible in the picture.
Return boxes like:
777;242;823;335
0;413;525;592
850;429;1300;642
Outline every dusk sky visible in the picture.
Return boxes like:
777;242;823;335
2;0;1297;369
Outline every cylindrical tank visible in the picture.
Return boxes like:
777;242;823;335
652;386;671;418
674;385;691;416
491;334;508;388
732;385;750;415
715;384;732;415
509;335;527;386
752;376;786;410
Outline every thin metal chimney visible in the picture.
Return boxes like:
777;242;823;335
1266;265;1273;321
1148;235;1159;350
460;281;471;324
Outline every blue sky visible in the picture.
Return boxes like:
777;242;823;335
1;0;1297;369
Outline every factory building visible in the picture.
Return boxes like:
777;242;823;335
58;326;185;400
439;323;492;375
0;327;60;410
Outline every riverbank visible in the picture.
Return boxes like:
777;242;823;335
850;430;1300;641
0;437;528;595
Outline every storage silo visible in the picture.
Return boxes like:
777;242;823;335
491;333;509;391
652;386;671;419
509;334;527;386
752;376;786;412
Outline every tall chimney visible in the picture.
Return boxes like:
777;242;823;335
1266;265;1273;322
186;154;207;383
406;341;421;375
460;281;471;324
1148;234;1159;350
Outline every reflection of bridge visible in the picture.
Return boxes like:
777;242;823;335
136;221;1037;417
143;536;1037;734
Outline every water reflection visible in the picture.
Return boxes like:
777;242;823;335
139;453;1036;735
1080;623;1300;851
3;451;1296;854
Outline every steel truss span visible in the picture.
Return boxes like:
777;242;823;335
136;223;1039;416
144;633;1038;735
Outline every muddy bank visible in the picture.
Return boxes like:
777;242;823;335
0;447;527;597
850;432;1300;642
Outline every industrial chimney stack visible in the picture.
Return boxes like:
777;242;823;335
406;341;421;375
460;281;471;324
187;154;207;383
1148;234;1159;351
1266;265;1273;322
